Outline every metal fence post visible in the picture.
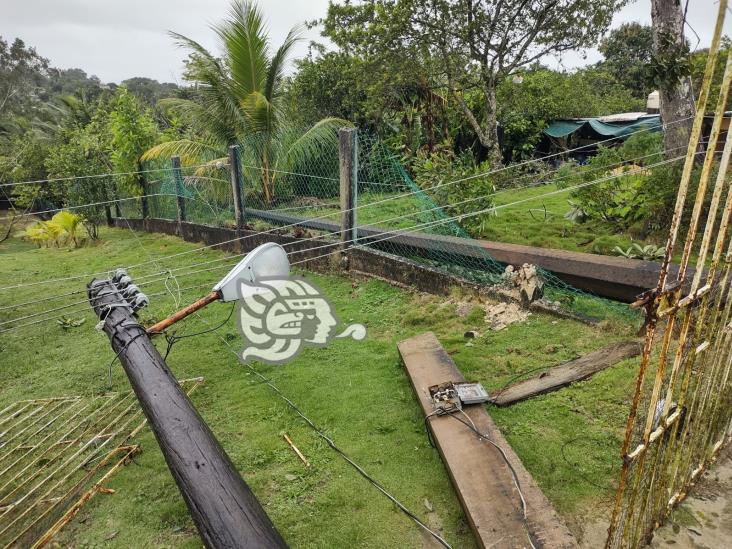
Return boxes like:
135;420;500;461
171;156;186;227
229;145;246;235
339;128;358;251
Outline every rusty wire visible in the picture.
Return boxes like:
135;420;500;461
606;1;732;546
0;377;204;547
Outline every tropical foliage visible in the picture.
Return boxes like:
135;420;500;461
142;1;348;203
24;210;86;248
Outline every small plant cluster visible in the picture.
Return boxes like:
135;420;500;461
24;211;87;248
560;133;714;240
612;243;665;261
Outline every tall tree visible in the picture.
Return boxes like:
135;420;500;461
599;23;654;98
143;0;346;203
324;0;627;163
0;37;49;136
650;0;694;155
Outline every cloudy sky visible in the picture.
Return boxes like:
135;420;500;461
1;0;729;84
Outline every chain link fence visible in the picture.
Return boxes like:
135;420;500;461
129;128;640;322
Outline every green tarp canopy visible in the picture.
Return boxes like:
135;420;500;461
543;115;661;139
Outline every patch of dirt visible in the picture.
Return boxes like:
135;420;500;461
455;302;474;317
649;445;732;549
484;301;530;331
573;446;732;548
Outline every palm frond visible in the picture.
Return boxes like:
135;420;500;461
169;34;246;143
215;1;269;97
141;139;222;166
240;91;276;134
265;26;302;101
192;157;229;177
278;118;352;173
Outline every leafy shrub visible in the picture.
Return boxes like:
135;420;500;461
613;243;665;260
410;147;495;232
24;211;87;248
566;133;682;232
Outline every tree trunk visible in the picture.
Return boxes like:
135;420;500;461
483;84;502;165
651;0;695;156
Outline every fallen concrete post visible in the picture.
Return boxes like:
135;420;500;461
398;332;576;549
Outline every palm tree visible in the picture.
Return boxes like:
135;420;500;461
142;0;348;204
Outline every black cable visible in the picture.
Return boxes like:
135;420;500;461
202;321;452;547
424;406;536;549
489;364;559;401
161;303;236;360
106;324;149;389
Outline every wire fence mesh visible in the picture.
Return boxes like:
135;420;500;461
132;129;640;323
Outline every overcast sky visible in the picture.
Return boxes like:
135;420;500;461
1;0;729;84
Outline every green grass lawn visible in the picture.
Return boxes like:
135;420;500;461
275;191;424;231
0;226;641;547
477;183;645;254
269;184;661;259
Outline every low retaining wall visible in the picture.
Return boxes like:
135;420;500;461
245;208;672;302
114;218;482;297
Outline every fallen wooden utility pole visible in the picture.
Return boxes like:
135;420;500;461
489;340;642;407
88;279;287;549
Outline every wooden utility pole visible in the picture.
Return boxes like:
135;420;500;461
229;145;246;235
171;156;186;225
651;0;695;156
338;128;358;251
88;279;287;549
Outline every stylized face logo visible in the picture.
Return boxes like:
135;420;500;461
237;277;364;365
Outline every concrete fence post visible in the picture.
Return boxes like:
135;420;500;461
228;145;246;236
338;128;358;251
171;156;186;230
138;161;149;220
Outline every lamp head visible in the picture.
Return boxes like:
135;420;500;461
213;242;290;302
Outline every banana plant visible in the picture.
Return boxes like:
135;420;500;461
50;211;83;247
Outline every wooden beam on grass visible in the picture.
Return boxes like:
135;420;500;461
398;332;576;549
488;340;642;407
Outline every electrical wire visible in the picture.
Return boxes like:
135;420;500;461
0;142;682;311
0;115;690;293
0;152;690;328
425;406;535;549
0;194;176;222
188;311;453;548
162;302;236;360
0;140;694;316
0;162;214;189
288;154;692;268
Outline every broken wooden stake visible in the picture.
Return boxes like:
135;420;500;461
489;340;642;407
398;332;576;549
283;433;310;467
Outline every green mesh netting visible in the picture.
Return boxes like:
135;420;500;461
137;130;639;322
